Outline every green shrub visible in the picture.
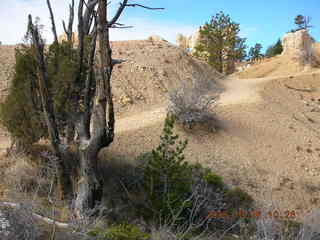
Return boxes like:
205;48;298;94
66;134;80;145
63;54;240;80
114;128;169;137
203;171;224;189
225;187;253;210
0;39;84;149
0;46;48;148
88;223;150;240
224;187;254;218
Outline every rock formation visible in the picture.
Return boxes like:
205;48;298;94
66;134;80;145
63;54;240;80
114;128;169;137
148;35;166;42
282;29;319;65
188;30;201;49
58;32;78;45
176;34;189;50
176;30;201;51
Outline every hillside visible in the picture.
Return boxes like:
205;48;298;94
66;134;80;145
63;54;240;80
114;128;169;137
105;70;320;217
0;40;223;113
0;40;223;152
1;39;320;218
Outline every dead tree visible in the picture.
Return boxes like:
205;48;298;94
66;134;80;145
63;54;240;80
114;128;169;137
27;0;163;219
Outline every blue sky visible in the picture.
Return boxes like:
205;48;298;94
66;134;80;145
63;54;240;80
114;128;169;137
0;0;319;52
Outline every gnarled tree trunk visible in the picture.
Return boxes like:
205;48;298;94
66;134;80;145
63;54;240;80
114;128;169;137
27;0;162;220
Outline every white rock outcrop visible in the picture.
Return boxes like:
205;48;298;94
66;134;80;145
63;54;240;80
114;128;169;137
148;35;166;42
58;32;78;45
281;29;318;64
176;30;201;51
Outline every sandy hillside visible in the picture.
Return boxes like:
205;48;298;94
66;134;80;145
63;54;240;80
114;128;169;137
110;40;223;114
0;45;15;149
0;40;223;151
234;54;319;79
1;40;320;218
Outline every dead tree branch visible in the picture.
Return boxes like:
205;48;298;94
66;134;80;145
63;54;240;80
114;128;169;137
46;0;58;43
108;0;163;27
83;0;99;35
125;3;165;10
284;84;316;93
0;202;70;228
108;0;128;27
62;0;75;42
28;15;69;199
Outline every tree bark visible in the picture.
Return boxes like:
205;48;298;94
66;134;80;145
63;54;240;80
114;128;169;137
74;142;102;218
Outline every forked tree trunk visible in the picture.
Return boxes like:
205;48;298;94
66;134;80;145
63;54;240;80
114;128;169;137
73;0;112;218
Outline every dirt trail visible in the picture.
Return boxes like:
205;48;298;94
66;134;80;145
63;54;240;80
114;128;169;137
115;74;281;133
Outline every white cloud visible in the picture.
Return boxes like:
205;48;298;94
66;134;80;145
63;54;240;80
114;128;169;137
0;0;70;44
0;0;196;45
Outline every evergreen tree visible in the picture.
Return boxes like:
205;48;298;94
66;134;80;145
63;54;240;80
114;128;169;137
248;43;263;61
194;11;247;74
294;15;305;30
294;15;312;31
265;39;283;58
0;45;48;151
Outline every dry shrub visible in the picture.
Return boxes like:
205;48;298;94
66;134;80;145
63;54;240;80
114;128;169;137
3;150;54;199
251;208;320;240
0;206;39;240
168;77;221;133
4;153;40;195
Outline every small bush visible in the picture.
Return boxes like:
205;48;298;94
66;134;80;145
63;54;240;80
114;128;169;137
3;149;57;199
0;206;40;240
168;77;220;133
203;171;225;189
88;223;150;240
225;187;254;211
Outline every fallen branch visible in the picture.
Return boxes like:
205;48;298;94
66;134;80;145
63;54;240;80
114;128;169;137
284;84;316;93
0;202;70;228
112;58;126;66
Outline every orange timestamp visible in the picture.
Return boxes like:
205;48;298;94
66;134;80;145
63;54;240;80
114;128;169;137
206;209;297;220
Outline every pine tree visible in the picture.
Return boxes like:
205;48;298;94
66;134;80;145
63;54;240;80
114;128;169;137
142;115;191;220
248;43;263;61
294;15;313;31
194;11;247;74
265;39;283;58
294;15;305;30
